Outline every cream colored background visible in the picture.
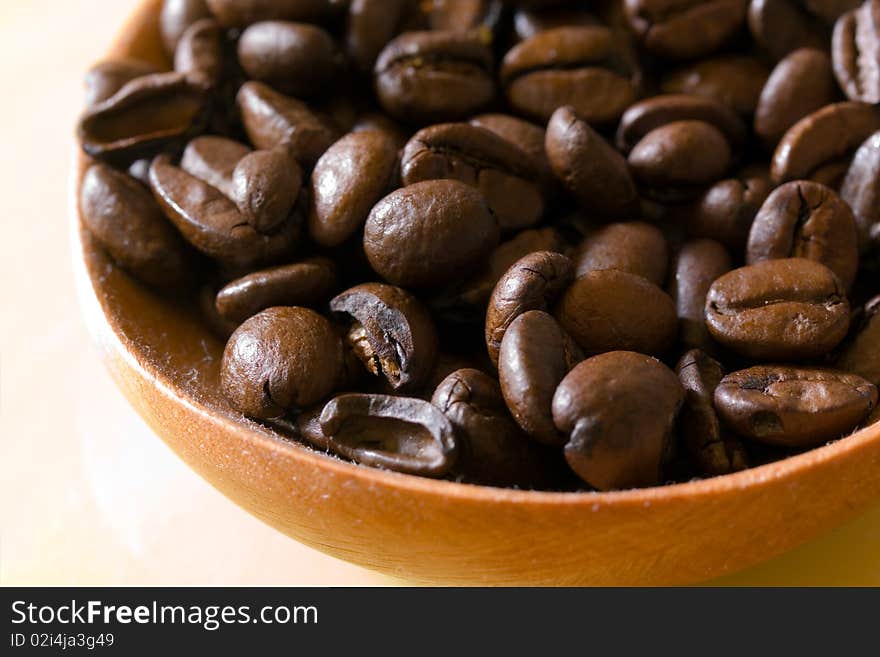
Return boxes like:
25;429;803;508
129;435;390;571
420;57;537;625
1;0;878;586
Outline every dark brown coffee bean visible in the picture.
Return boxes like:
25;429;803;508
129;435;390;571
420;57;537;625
747;181;859;289
513;6;600;40
78;72;209;165
363;180;499;287
231;148;303;233
669;239;733;353
374;30;495;123
836;295;880;385
624;0;748;60
221;306;342;419
236;80;338;167
771;101;880;183
319;393;459;476
754;49;838;148
309;130;399;247
676;349;748;476
715;364;877;445
556;269;678;356
215;257;336;323
662;55;770;116
498;310;583;446
345;0;413;74
400;123;544;232
840;130;880;252
149;153;301;268
831;0;880;103
468;113;553;189
80;163;188;288
330;282;438;392
574;221;668;285
500;26;637;124
174;18;224;88
432;368;558;487
160;0;211;54
205;0;335;27
351;112;410;147
427;0;504;32
180;135;251;198
748;0;827;61
84;59;158;106
706;258;850;360
485;251;574;366
545;105;639;218
552;351;684;490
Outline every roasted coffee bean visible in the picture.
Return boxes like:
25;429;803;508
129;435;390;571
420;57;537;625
747;181;859;289
84;59;158;106
771;101;880;183
555;269;678;356
80;163;188;288
231;148;303;233
545;105;639;218
840;131;880;252
180;135;251;198
160;0;211;54
676;349;748;476
428;0;504;32
573;221;668;285
670;239;733;353
345;0;414;74
374;30;495;123
400;123;544;232
215;257;336;323
237;21;340;98
330;282;438;392
748;0;827;61
174;18;224;88
624;0;748;60
149;153;301;268
661;55;770;116
221;306;342;420
432;368;558;487
552;351;684;490
236;80;338;167
706;258;850;360
363;180;499;287
500;26;636;124
319;393;459;476
78;72;209;165
468;113;553;188
309;130;399;247
498;310;583;446
831;0;880;103
836;295;880;385
754;49;838;148
715;365;877;445
513;6;600;40
205;0;335;27
351;112;409;147
687;166;772;250
485;251;573;366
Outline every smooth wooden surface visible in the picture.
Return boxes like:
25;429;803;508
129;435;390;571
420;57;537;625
3;0;880;585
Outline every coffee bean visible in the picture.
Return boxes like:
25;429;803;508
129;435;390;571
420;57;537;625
662;55;770;116
221;306;342;419
160;0;211;54
574;221;668;285
840;130;880;252
676;349;748;476
205;0;335;27
374;30;495;123
552;351;684;490
428;0;504;33
831;0;880;103
836;295;880;385
345;0;413;74
468;113;553;190
715;364;877;445
545;105;639;218
513;6;600;40
180;135;251;198
498;310;583;446
706;258;850;360
80;163;188;287
84;58;158;106
174;18;224;88
485;251;573;365
363;179;499;287
319;393;459;476
555;269;678;356
231;148;303;233
747;181;859;289
401;123;544;232
500;26;637;124
330;282;438;392
748;0;827;61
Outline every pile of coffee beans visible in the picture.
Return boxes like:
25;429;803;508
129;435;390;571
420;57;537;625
77;0;880;491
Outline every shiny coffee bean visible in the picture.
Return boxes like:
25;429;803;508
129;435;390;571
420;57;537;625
231;148;303;233
160;0;211;54
715;365;877;445
83;58;158;106
180;135;251;198
840;131;880;252
513;6;600;40
661;55;770;116
747;181;859;289
748;0;827;61
205;0;335;27
831;0;880;103
174;18;224;88
573;221;668;285
330;282;438;392
345;0;413;74
319;393;459;477
468;113;553;189
836;295;880;385
221;306;342;420
552;351;684;490
706;258;850;360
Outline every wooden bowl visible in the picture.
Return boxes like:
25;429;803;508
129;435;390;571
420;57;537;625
72;0;880;586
